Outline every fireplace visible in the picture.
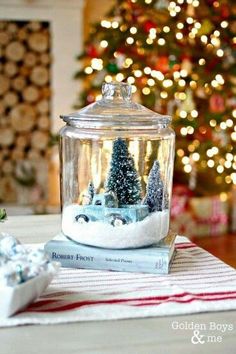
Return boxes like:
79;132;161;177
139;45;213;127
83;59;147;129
0;0;84;208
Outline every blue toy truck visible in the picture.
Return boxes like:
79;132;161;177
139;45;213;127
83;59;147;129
75;192;149;227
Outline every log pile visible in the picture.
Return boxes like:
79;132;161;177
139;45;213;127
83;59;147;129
0;20;51;203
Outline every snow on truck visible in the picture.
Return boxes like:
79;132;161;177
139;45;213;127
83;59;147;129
75;191;149;227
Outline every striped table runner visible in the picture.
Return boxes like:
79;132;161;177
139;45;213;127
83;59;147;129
1;236;236;327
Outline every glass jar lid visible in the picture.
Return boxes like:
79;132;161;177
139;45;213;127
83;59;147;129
60;82;171;129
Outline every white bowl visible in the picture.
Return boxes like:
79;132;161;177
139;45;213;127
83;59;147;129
0;270;56;318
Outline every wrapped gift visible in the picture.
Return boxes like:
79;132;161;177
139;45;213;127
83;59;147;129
230;185;236;233
189;195;228;237
171;211;196;236
171;185;229;237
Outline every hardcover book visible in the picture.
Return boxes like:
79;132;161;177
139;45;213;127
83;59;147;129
44;232;177;274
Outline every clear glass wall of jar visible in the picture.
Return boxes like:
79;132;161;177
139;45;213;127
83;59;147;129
59;82;175;249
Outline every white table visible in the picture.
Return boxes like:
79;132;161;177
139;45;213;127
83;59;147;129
0;215;235;354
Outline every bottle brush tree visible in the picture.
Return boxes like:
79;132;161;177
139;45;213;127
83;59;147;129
143;160;164;212
106;138;142;206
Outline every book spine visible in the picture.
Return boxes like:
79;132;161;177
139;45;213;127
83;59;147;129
45;243;170;274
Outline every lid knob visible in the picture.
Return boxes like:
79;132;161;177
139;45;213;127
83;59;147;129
102;82;132;102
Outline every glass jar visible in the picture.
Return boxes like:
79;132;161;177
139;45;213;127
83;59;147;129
59;82;175;249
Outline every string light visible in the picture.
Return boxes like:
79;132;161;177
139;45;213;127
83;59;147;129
111;21;119;28
126;37;134;44
163;26;170;33
214;30;220;37
177;149;185;157
180;110;187;118
216;49;224;57
217;165;224;173
173;71;181;80
144;67;151;74
101;20;111;28
182;156;190;164
134;70;142;77
231;173;236;184
186;17;194;24
231;132;236;141
191;110;198;118
225;161;232;168
180;127;188;135
192;152;200;161
124;58;133;68
177;23;184;29
127;76;135;84
221;21;228;28
226;119;233;127
220;122;227;130
147;78;155;86
178;79;186;87
100;40;108;48
158;38;166;45
180;69;188;77
207;160;215;168
195;22;201;29
130;26;137;34
151;70;164;81
192;0;200;6
211;80;219;88
201;35;208;44
211;37;220;47
91;58;103;70
95;94;102;101
84;66;93;74
184;164;192;173
142;87;151;95
146;38;153;44
215;74;224;85
116;73;124;81
210;119;217;127
105;75;113;83
176;32;183;40
160;91;168;98
163;79;173;88
179;92;186;100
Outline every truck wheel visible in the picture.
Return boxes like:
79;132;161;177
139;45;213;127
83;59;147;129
75;214;89;224
111;216;127;227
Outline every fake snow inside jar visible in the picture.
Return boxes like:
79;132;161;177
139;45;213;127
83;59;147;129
60;82;175;249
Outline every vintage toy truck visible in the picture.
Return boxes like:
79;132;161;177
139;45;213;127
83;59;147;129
75;192;149;227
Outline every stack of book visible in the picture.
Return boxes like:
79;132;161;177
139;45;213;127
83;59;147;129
44;232;176;274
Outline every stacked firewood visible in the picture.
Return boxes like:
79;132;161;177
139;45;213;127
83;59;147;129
0;20;51;202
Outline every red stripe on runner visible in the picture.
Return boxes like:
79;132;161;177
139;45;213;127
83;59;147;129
175;244;197;249
135;294;236;307
25;290;236;312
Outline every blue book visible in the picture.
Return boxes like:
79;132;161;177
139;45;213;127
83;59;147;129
44;232;176;274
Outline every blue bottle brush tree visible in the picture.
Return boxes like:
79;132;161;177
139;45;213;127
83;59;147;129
106;138;142;206
143;160;164;212
87;181;95;203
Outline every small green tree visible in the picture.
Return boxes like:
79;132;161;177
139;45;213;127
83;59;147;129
143;160;164;212
106;138;141;206
87;181;95;203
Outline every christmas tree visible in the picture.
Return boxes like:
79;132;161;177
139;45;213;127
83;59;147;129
143;160;164;212
75;0;236;196
87;181;95;203
106;138;142;205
